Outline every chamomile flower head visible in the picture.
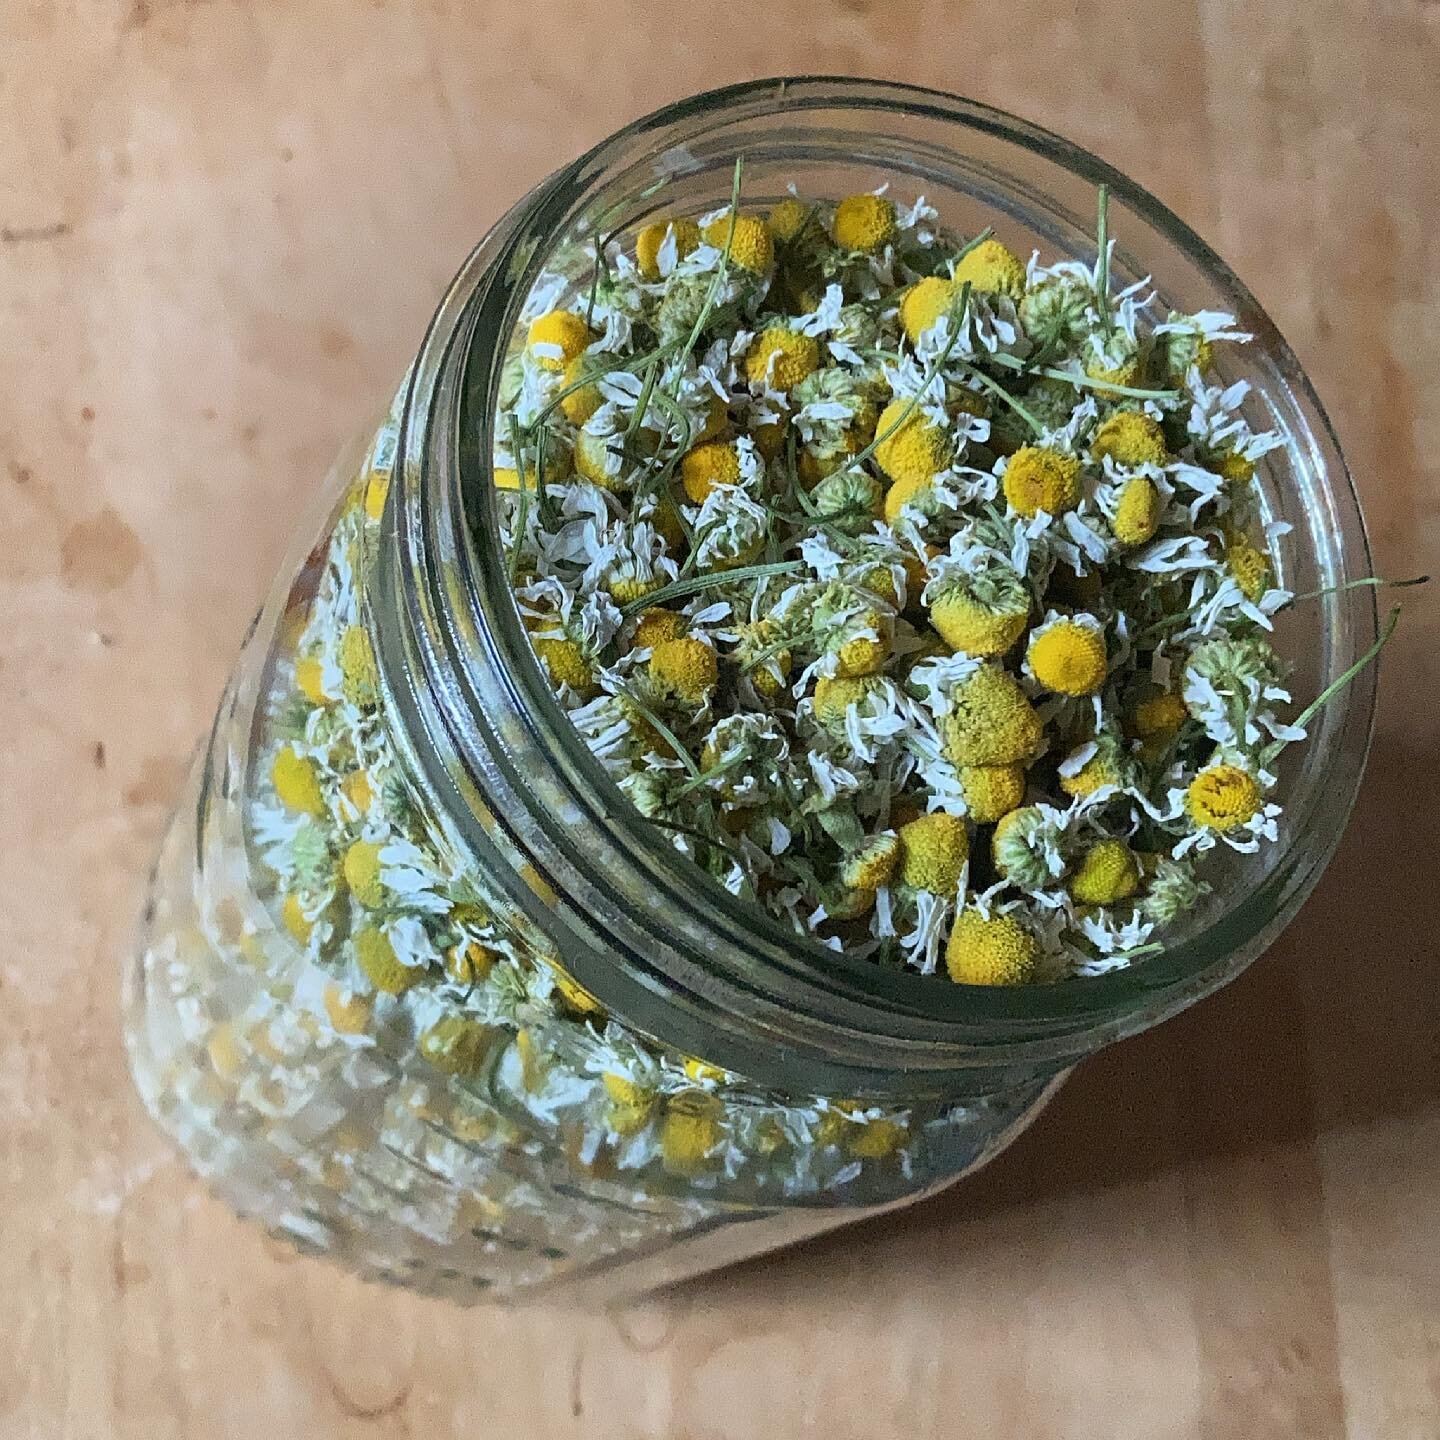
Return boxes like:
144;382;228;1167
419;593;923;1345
874;399;953;488
899;276;961;345
1058;730;1134;799
768;197;812;244
1002;446;1083;519
897;812;969;894
1182;633;1289;749
833;193;897;253
924;555;1032;657
1111;474;1163;546
1026;612;1109;697
990;804;1069;888
1185;761;1262;831
1089;410;1170;468
527;309;594;373
1070;838;1142;905
745;326;821;393
942;663;1045;767
1018;273;1091;350
701;211;774;274
958;763;1027;824
952;238;1027;300
946;908;1042;985
649;635;719;708
680;439;743;504
1141;856;1210;924
635;217;701;281
1224;530;1274;603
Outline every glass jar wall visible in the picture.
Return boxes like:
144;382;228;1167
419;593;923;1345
124;78;1376;1304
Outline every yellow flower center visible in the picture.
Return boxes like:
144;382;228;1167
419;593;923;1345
1090;411;1170;467
874;400;952;488
342;839;385;908
418;1016;497;1076
1069;838;1142;905
942;664;1044;767
526;309;594;372
1003;446;1083;519
929;590;1029;657
701;213;774;273
634;216;701;280
680;439;741;504
1186;764;1262;830
946;910;1041;985
559;354;604;426
959;763;1027;824
355;926;422;996
899;276;961;344
833;193;897;253
952;238;1027;299
1028;620;1108;696
659;1090;725;1174
744;327;821;393
1112;475;1162;546
271;745;326;817
649;635;718;706
897;812;970;894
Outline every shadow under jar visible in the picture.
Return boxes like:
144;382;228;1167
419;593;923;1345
124;77;1377;1306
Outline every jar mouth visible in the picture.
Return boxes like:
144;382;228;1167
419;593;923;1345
393;77;1377;1086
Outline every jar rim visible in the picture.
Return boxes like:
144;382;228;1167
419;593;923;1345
383;77;1377;1092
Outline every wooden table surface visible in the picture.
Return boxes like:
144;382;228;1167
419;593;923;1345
3;2;1438;1436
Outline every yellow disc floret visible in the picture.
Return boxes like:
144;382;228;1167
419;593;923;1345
1003;446;1082;518
768;197;810;243
532;635;595;696
649;635;718;707
634;216;701;280
322;982;374;1036
355;926;423;996
943;664;1044;766
946;910;1042;986
633;608;688;650
1069;838;1142;905
526;309;593;373
281;893;313;945
680;439;741;504
896;812;970;894
342;839;385;909
271;745;326;817
1112;475;1162;546
1027;618;1108;696
812;674;885;732
560;354;604;426
874;400;952;487
702;212;774;273
841;834;903;891
960;764;1026;824
744;327;821;393
833;193;897;253
660;1090;724;1174
1226;534;1273;602
295;656;330;706
1090;411;1170;467
1130;690;1187;739
602;1072;658;1136
1060;751;1121;799
1185;763;1262;831
339;624;379;707
952;238;1027;299
418;1016;496;1076
899;276;959;344
929;591;1029;657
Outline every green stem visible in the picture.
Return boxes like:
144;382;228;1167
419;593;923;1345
959;362;1044;435
1289;604;1401;734
1283;574;1429;608
610;682;701;778
618;559;805;616
1095;183;1112;330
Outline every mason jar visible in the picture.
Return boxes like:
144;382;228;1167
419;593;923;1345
124;77;1378;1305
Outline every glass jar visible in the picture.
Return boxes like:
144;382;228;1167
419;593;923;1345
124;77;1377;1305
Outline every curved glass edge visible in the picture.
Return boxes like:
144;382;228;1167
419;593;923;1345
377;77;1378;1094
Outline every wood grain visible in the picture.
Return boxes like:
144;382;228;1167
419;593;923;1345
1;1;1437;1435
